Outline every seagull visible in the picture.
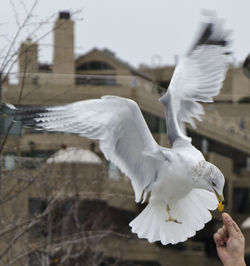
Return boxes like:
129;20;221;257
7;14;230;245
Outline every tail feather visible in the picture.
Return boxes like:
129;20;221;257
148;210;160;241
129;189;217;245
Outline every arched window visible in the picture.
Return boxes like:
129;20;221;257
76;61;114;71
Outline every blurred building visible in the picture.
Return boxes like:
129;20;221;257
1;11;250;265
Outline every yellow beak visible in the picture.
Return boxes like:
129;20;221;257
214;189;224;212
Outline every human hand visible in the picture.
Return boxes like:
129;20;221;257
214;213;246;266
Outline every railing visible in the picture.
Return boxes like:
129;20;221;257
4;72;250;153
196;111;250;154
6;72;162;92
203;111;250;141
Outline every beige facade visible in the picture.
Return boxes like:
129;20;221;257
1;11;250;266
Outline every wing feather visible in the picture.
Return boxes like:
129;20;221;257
160;15;231;145
15;96;168;202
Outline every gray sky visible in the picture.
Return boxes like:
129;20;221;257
1;0;250;68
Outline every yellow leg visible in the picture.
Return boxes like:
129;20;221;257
165;204;182;224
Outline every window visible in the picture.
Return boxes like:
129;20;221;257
75;76;116;86
0;115;22;136
0;104;22;135
233;188;250;213
39;64;52;73
108;161;120;180
3;154;16;170
201;139;209;154
246;157;250;170
159;80;170;90
238;96;250;103
142;111;166;133
245;253;250;266
20;149;54;169
76;61;114;71
29;198;48;237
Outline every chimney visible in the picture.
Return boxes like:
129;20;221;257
59;11;70;20
53;11;74;85
19;38;38;74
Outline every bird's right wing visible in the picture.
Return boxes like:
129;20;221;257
12;96;169;202
160;14;231;146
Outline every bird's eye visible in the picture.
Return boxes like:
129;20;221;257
212;181;216;187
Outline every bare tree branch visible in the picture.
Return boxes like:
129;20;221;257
0;0;39;72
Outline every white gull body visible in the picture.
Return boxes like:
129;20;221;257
11;14;230;245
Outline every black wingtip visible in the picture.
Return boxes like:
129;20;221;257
195;23;213;46
189;14;230;55
6;105;49;129
192;22;227;50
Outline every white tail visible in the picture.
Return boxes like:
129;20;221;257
129;189;217;245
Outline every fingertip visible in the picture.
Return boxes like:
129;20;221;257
214;233;223;246
222;212;231;225
214;232;221;241
222;212;230;220
222;213;238;236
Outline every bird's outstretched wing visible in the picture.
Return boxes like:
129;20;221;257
160;15;231;146
13;96;168;202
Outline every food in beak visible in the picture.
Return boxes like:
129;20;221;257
214;190;224;212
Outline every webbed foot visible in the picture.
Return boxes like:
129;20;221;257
165;204;182;224
165;217;182;224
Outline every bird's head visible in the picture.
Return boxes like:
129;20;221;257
210;170;225;212
193;161;225;211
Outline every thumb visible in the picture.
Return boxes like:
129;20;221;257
222;213;236;237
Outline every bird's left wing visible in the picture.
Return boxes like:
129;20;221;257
13;96;168;202
160;14;231;146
